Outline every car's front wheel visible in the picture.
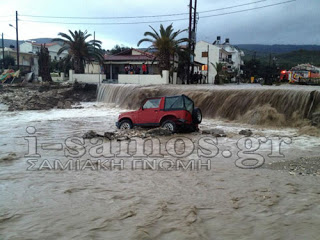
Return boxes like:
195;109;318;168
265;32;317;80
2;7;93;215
119;119;133;130
161;120;177;133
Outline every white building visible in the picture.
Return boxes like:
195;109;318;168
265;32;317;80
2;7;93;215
194;37;244;83
213;37;245;76
19;42;68;61
0;47;38;75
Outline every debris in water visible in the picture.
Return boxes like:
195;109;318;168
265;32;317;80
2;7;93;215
82;127;173;141
0;153;18;161
0;83;97;111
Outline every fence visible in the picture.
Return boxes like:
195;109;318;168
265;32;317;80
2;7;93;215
69;70;103;84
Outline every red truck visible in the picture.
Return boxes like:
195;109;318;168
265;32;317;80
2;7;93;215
116;95;202;133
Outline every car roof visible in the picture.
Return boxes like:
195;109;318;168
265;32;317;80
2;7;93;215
145;95;187;100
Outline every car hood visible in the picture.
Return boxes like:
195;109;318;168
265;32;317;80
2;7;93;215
118;110;138;118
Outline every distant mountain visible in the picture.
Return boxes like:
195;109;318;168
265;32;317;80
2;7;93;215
1;39;21;48
275;50;320;69
1;38;54;48
236;44;320;54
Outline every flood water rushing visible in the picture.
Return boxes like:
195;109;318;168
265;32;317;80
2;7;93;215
97;84;320;126
1;85;320;239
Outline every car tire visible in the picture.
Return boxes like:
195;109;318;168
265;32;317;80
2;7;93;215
119;119;133;130
192;107;202;124
161;120;177;133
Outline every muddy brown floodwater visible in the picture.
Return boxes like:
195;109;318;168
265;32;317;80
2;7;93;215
0;100;320;239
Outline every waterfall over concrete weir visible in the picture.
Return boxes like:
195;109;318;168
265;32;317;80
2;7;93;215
97;84;320;126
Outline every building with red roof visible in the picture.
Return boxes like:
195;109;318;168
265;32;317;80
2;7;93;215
103;48;161;80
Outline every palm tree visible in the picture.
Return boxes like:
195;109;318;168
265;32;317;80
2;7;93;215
211;62;225;84
52;30;104;73
137;24;188;72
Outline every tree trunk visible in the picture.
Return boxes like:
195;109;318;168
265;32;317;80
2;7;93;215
74;58;85;74
38;45;52;82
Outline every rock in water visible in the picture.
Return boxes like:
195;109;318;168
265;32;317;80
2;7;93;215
201;128;226;137
104;132;115;140
82;130;103;139
239;129;253;136
0;153;18;161
146;127;173;136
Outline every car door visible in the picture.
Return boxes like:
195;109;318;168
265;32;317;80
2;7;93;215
137;98;161;126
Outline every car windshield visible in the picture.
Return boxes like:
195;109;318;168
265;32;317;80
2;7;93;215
143;98;161;109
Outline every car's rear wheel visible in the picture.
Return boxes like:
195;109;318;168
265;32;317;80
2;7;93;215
161;120;177;133
119;119;133;130
192;107;202;124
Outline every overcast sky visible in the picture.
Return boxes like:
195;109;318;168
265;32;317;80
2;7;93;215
0;0;319;49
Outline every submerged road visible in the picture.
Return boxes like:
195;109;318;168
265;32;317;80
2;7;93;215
0;103;320;239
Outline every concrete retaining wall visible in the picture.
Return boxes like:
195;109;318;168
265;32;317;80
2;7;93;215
69;70;103;84
118;70;169;85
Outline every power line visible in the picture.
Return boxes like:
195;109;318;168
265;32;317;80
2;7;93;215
201;0;296;18
19;0;295;25
200;0;268;13
19;0;269;19
0;20;15;23
19;17;189;25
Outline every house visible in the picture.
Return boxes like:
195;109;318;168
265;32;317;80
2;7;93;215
213;36;245;76
194;37;244;83
194;41;221;84
19;41;68;61
103;48;159;81
69;48;178;85
0;47;38;75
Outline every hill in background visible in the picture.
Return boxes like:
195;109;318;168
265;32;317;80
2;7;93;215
236;44;320;69
236;44;320;54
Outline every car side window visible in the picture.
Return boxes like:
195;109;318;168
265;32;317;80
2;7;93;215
143;99;161;109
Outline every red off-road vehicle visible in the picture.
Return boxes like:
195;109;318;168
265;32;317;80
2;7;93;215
116;95;202;133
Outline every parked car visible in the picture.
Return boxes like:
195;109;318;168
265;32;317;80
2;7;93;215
116;95;202;133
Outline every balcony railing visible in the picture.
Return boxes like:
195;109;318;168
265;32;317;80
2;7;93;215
219;58;233;64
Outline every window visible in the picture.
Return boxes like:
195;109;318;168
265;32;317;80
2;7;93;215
202;65;208;71
143;98;161;109
228;55;232;59
165;96;184;110
202;52;208;57
54;56;57;60
184;96;194;114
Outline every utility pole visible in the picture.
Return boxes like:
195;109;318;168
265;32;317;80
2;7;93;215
94;31;95;51
191;0;197;77
1;33;4;70
187;0;192;84
16;11;19;70
207;44;209;84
